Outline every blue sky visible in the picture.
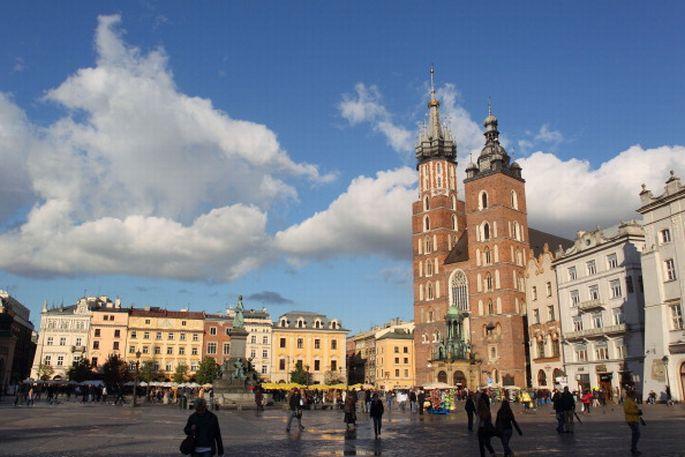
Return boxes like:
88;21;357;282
1;1;684;332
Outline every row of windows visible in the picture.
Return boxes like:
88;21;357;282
420;161;456;192
46;336;83;346
533;338;561;359
93;328;121;338
129;345;201;356
45;319;86;330
422;214;458;232
130;330;200;341
567;277;633;307
92;340;119;351
478;190;519;211
278;318;339;330
531;305;556;324
530;282;553;301
277;359;338;372
206;342;232;355
571;308;624;332
422;194;458;212
476;220;524;243
566;254;620;281
377;357;411;365
377;368;411;379
278;337;339;350
140;318;189;326
574;340;625;362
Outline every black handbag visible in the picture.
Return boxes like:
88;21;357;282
179;435;195;455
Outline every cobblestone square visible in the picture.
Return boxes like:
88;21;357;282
1;402;684;456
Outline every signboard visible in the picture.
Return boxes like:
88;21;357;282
595;364;608;373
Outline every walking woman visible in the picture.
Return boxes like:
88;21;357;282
477;391;497;457
369;393;385;439
344;388;358;431
496;394;523;457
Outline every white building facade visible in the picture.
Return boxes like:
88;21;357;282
638;172;685;402
243;309;273;379
30;297;108;380
554;223;645;399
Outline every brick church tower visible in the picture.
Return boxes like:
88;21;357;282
412;67;466;383
461;104;530;387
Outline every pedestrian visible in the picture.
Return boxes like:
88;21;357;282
418;389;426;415
581;390;592;414
496;394;522;457
623;388;643;455
561;387;575;433
182;398;224;457
27;386;34;407
409;389;417;413
551;389;565;433
369;393;384;439
477;391;497;457
465;393;476;432
286;388;305;432
385;390;393;412
344;389;357;431
254;386;264;411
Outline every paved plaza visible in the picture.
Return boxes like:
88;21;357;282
1;401;684;456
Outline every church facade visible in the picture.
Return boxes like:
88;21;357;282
412;69;570;388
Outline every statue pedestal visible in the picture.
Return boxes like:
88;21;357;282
213;327;257;408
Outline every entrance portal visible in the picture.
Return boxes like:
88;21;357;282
598;373;613;400
453;370;466;387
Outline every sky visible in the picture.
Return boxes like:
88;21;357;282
1;1;685;333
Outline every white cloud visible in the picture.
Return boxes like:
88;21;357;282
275;168;416;260
0;14;331;280
0;93;34;222
535;124;564;144
521;145;685;236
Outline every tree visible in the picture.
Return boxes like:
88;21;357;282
67;358;93;383
195;357;221;385
290;360;312;385
173;363;189;383
140;360;164;397
324;370;345;385
36;363;54;381
100;354;130;388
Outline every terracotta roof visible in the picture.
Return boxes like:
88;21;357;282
445;230;469;264
376;329;413;341
130;308;205;319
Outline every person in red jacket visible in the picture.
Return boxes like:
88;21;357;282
581;390;593;414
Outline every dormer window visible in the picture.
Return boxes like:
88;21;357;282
280;318;288;327
330;320;338;330
314;319;322;329
297;318;305;328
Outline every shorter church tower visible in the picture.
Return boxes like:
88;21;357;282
463;104;529;387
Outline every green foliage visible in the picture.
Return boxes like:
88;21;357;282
100;354;130;388
173;363;189;383
67;358;93;382
290;360;312;385
36;363;54;381
195;357;221;385
140;360;165;383
324;370;344;385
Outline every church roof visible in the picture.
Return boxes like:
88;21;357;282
444;227;573;265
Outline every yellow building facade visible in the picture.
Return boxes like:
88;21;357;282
125;308;205;375
375;329;415;390
88;300;129;367
271;311;348;384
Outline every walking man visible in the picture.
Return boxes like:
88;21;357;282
465;393;476;432
477;391;497;457
286;388;305;432
561;387;575;434
624;388;643;455
496;393;522;457
183;398;224;457
552;389;565;433
369;393;384;439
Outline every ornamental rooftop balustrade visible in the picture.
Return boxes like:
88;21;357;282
564;323;628;341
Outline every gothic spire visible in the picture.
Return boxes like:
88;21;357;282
427;65;443;140
415;65;456;167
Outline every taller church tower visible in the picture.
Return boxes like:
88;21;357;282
412;67;466;383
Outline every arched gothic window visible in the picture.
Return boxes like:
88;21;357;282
511;190;519;210
485;274;493;292
483;247;491;265
488;300;494;315
449;270;469;312
480;191;488;210
424;216;430;232
424;237;432;254
427;282;434;300
483;222;490;240
452;214;457;230
423;196;429;211
426;260;433;276
451;195;457;210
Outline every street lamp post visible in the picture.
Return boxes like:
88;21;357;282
132;350;141;408
662;355;671;403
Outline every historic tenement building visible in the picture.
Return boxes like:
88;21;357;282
554;223;645;399
31;296;106;380
375;328;415;390
524;245;568;389
203;313;233;368
639;171;685;401
271;311;347;384
88;298;129;367
412;68;570;388
0;291;36;387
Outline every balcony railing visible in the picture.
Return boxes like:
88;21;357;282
564;323;627;340
578;299;604;312
71;345;86;353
